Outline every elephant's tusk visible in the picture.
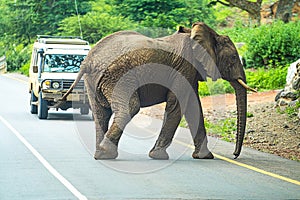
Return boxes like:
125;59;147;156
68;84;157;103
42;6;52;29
238;79;257;93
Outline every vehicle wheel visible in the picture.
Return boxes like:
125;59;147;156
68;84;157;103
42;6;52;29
38;91;48;119
30;92;38;114
80;106;89;115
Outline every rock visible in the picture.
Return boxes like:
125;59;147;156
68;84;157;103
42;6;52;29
298;108;300;119
292;77;300;90
277;98;290;106
280;91;299;100
247;130;255;134
276;59;300;107
283;124;289;129
289;100;299;107
286;59;299;85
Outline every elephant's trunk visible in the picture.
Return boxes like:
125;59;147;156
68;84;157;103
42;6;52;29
230;80;247;159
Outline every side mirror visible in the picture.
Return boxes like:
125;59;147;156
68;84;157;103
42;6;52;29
38;48;44;55
33;66;38;73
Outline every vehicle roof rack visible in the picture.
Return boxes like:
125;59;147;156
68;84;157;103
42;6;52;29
36;35;89;45
37;35;83;39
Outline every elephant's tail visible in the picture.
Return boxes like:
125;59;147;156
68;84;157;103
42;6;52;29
62;69;85;100
52;68;85;107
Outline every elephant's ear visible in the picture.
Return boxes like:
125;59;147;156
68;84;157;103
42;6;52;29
177;26;191;34
190;22;221;81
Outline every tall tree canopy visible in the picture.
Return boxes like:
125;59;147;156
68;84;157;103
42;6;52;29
0;0;91;45
109;0;215;29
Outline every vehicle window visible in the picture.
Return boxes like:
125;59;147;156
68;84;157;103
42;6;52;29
43;54;86;73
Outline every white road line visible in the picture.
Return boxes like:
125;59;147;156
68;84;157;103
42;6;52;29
0;115;88;200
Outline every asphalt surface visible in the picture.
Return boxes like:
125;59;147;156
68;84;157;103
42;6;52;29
0;73;299;200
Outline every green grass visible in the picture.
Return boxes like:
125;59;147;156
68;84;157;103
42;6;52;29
179;117;237;143
205;118;237;142
279;100;300;118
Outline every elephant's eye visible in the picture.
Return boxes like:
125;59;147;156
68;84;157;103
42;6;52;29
231;55;237;62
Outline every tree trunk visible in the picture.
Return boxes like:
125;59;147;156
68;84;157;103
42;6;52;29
212;0;263;25
275;0;296;23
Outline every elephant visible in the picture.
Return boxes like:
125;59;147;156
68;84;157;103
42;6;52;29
60;22;256;160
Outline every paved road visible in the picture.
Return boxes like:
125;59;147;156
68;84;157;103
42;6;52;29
0;74;299;200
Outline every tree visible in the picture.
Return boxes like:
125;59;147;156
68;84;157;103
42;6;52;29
209;0;262;24
0;0;91;71
109;0;215;31
275;0;299;23
59;0;137;43
1;0;91;45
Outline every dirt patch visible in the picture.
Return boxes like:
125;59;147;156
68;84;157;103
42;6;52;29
140;90;300;161
245;102;300;161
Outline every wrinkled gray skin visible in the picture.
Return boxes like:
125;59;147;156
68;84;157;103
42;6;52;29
61;22;254;160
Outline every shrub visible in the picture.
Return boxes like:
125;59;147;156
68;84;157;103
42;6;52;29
245;65;288;91
221;21;300;69
19;62;30;76
199;78;234;96
245;21;300;68
5;44;31;72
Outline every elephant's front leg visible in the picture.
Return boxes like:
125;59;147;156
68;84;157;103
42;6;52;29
149;92;182;160
184;94;214;159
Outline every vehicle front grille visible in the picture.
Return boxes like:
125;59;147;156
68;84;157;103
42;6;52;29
62;79;85;90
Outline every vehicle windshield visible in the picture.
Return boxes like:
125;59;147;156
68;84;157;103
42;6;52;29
43;54;86;73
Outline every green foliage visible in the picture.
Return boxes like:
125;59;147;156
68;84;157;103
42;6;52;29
245;21;300;68
245;66;288;91
213;4;249;28
20;62;30;76
0;0;91;45
0;0;92;71
222;21;300;68
59;1;137;43
197;65;287;95
5;44;31;72
205;118;237;142
179;116;237;142
179;117;188;128
285;101;300;118
198;78;234;96
247;112;254;118
109;0;215;30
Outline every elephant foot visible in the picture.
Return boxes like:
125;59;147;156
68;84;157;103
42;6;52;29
94;137;118;160
192;150;214;159
149;148;169;160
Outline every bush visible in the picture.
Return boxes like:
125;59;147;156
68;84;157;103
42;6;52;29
19;62;30;76
245;65;288;91
245;21;300;68
221;21;300;69
199;78;234;96
5;44;31;72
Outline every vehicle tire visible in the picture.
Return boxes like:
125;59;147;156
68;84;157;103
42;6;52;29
38;91;48;119
80;106;89;115
30;92;38;114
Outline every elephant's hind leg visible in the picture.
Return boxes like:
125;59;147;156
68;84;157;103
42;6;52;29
93;105;112;160
96;92;141;159
149;92;182;160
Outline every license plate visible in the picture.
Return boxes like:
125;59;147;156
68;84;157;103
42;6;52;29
67;94;80;101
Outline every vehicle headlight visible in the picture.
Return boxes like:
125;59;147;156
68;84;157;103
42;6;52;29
52;81;60;89
42;80;51;89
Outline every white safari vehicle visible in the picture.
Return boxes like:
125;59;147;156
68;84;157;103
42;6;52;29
29;35;90;119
